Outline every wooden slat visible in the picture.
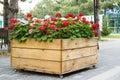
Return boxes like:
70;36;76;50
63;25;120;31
62;38;98;50
11;48;61;61
62;46;97;61
11;57;20;69
11;57;61;74
11;38;98;50
62;55;98;74
11;39;62;50
11;38;98;75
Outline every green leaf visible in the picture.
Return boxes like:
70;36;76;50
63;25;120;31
21;37;27;41
70;35;76;40
36;37;42;41
41;36;47;41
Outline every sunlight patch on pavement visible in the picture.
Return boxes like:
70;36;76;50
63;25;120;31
0;74;12;77
87;66;120;80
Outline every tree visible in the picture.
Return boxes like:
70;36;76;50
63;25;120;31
0;0;26;51
101;15;111;36
31;0;94;18
100;0;120;14
94;0;100;39
17;9;25;18
0;0;26;27
31;0;61;18
9;0;18;19
80;0;94;15
3;0;9;28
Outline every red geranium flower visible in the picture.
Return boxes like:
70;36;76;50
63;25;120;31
64;15;69;18
30;25;35;29
78;13;84;17
55;12;61;17
27;13;32;18
68;13;75;18
81;17;86;23
94;30;99;36
92;24;96;30
75;16;81;21
55;27;60;31
24;18;28;21
90;21;94;24
85;21;90;24
39;26;45;31
64;13;75;18
50;17;57;21
10;18;19;23
10;18;15;23
4;27;8;31
95;23;99;28
92;23;99;30
43;23;48;28
9;23;15;29
62;20;69;27
50;24;56;30
34;19;41;23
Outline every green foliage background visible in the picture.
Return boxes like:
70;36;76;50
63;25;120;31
28;0;120;18
101;15;111;36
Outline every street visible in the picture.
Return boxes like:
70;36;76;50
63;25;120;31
0;39;120;80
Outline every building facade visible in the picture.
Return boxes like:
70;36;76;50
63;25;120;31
0;16;3;28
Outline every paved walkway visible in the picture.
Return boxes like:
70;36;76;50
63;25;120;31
0;39;120;80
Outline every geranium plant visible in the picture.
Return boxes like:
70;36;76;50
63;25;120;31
9;12;99;42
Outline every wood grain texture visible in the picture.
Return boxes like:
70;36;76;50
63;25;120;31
62;54;98;74
11;39;62;50
11;57;61;74
11;38;98;75
11;38;98;50
62;46;97;61
62;38;98;50
11;48;61;61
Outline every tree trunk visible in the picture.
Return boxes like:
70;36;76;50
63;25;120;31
9;0;18;19
94;0;100;40
3;0;9;51
96;0;99;23
3;0;18;52
3;0;9;27
8;0;18;52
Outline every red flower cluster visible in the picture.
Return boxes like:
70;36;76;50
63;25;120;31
9;12;99;37
55;12;62;17
4;27;8;31
64;13;75;18
94;30;99;36
9;18;20;29
62;20;69;27
27;13;33;18
92;23;99;36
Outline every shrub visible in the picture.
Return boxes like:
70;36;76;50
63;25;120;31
8;13;99;42
101;15;111;36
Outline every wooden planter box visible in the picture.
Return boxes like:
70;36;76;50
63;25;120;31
11;38;98;77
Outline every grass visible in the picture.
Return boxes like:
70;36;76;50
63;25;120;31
0;51;9;56
102;34;120;38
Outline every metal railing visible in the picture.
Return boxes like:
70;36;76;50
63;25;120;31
109;27;120;33
0;28;9;51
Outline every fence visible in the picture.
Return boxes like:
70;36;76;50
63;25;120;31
108;14;120;33
0;16;3;28
0;28;9;51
